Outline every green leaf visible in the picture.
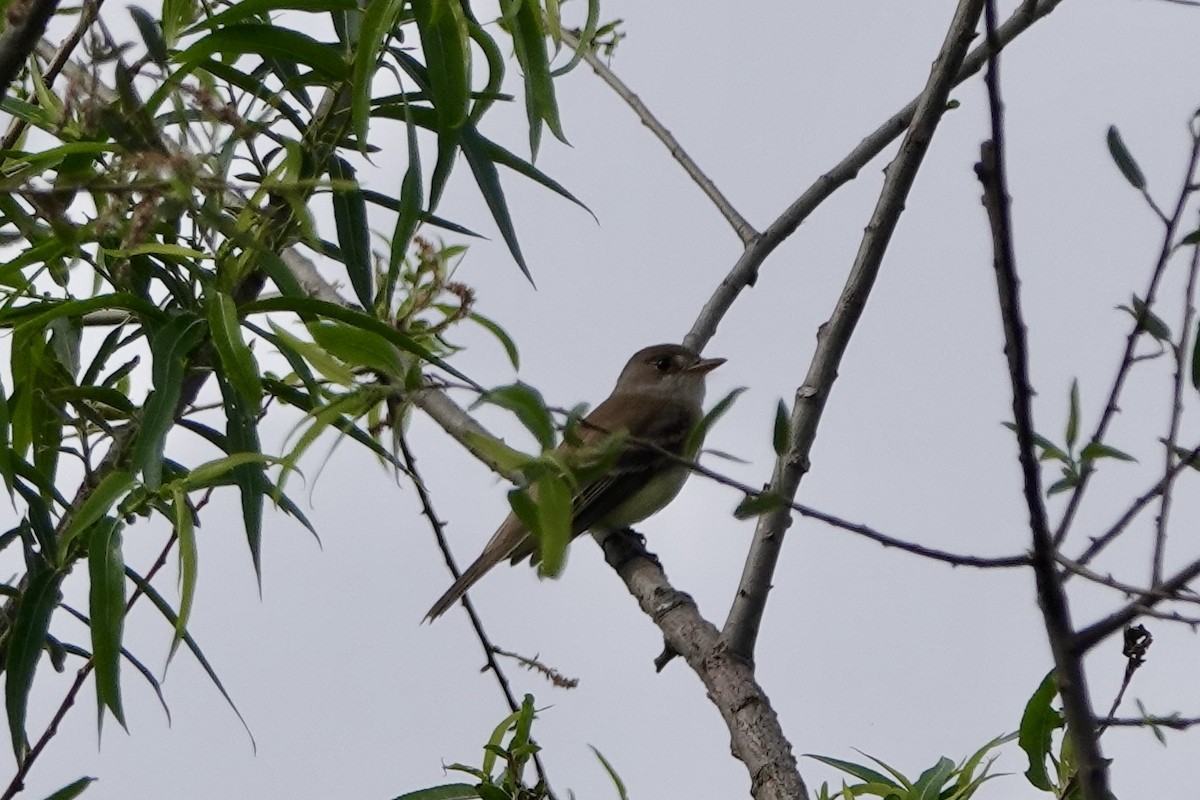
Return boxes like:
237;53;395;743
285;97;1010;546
1119;295;1171;342
772;399;790;457
170;487;197;661
590;746;629;800
41;776;97;800
411;0;471;133
802;754;896;789
130;314;207;488
130;6;168;66
216;373;267;587
268;321;356;386
532;474;572;577
509;0;566;158
477;383;555;450
1080;441;1135;463
88;520;128;732
1065;379;1079;452
1018;670;1062;791
1106;125;1147;190
207;292;263;410
308;320;404;377
6;564;62;761
57;470;135;563
122;568;256;751
1192;319;1200;390
351;0;405;147
387;785;480;800
184;0;357;34
468;312;519;370
328;158;374;308
389;94;424;279
0;376;13;495
686;386;745;460
462;431;533;478
460;127;531;283
1001;422;1069;463
243;296;476;386
733;492;787;520
175;25;350;81
911;756;955;800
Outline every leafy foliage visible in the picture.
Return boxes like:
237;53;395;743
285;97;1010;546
0;0;591;785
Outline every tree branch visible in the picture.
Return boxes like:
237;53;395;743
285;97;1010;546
560;29;759;247
598;531;806;800
0;0;62;101
684;0;1067;352
974;3;1107;796
721;0;986;663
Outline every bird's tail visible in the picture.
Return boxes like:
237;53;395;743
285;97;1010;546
424;517;526;621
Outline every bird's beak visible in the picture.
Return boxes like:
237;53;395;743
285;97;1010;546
688;356;725;374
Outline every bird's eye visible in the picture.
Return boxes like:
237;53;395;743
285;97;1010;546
652;356;673;372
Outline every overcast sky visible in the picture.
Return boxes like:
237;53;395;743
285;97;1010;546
8;1;1200;798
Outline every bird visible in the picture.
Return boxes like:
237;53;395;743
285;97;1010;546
425;343;725;621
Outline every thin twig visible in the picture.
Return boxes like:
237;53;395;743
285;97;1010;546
975;5;1107;795
1153;225;1200;583
0;0;62;101
1070;443;1200;571
397;435;556;797
1075;554;1200;652
684;0;1068;353
560;29;758;247
1054;124;1200;547
721;0;987;663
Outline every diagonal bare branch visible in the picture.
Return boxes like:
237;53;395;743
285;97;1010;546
720;0;987;663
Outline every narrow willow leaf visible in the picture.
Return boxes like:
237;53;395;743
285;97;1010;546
1018;671;1062;791
268;320;356;386
217;374;266;587
463;430;533;477
41;776;97;800
459;129;531;283
685;386;745;460
182;453;276;490
6;565;62;761
308;319;404;377
328;158;374;308
122;568;256;752
772;399;790;456
510;0;566;157
175;25;350;81
130;314;207;488
244;295;476;386
1106;125;1146;190
351;0;405;146
1119;295;1172;341
0;377;12;495
477;383;555;450
1192;318;1200;390
389;92;424;277
387;784;480;800
1065;379;1079;452
170;488;197;661
88;520;128;732
411;0;471;132
130;6;168;66
207;292;262;409
533;475;572;578
1080;441;1136;462
184;0;357;34
469;312;519;370
590;746;629;800
57;470;134;563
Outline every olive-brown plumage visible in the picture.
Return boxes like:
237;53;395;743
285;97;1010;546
425;344;723;621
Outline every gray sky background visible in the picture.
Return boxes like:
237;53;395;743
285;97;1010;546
6;0;1200;798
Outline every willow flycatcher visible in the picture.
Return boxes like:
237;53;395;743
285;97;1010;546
425;343;724;621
